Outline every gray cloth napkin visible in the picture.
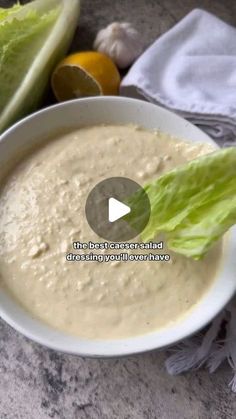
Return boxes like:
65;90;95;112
120;9;236;146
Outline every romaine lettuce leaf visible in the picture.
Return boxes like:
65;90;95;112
0;0;80;132
0;3;22;21
126;147;236;259
0;8;59;115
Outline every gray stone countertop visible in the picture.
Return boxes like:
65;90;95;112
1;1;236;418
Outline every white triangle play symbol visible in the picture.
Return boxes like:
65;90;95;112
108;197;131;223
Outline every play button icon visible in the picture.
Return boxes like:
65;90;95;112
85;177;151;242
108;198;131;222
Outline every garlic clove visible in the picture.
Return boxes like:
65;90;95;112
93;22;144;69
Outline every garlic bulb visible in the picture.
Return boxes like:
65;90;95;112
93;22;143;69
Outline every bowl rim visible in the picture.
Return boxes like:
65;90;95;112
0;96;236;357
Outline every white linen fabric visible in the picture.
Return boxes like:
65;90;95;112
120;9;236;146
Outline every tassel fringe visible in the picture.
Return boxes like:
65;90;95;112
165;298;236;392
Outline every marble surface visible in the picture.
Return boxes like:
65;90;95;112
1;1;236;418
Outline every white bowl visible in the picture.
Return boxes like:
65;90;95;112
0;97;235;357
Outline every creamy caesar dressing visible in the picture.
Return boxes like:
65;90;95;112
0;125;222;339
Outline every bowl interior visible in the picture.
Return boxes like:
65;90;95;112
0;97;235;357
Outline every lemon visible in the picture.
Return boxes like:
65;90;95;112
51;51;121;101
